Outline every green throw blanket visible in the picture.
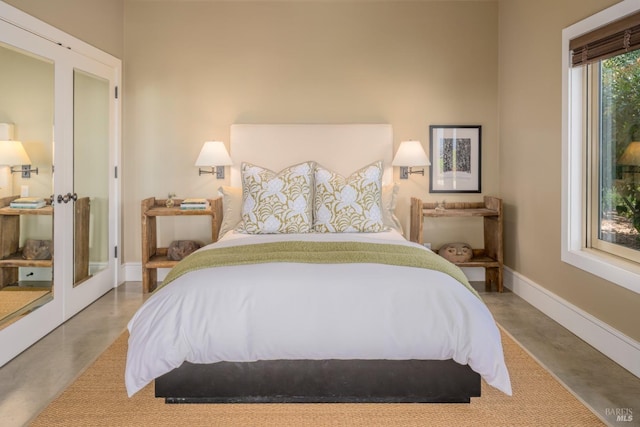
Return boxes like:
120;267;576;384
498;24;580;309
159;241;480;298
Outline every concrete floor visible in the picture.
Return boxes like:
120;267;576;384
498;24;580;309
0;281;638;427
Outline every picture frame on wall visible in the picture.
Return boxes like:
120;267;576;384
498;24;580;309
429;125;481;193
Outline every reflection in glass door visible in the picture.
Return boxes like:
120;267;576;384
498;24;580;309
73;70;109;287
0;42;54;330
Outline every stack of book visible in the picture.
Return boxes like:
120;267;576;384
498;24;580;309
180;198;210;210
9;197;46;209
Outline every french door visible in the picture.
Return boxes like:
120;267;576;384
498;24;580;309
62;55;119;318
0;2;120;366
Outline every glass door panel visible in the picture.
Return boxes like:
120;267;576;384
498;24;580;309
62;59;116;320
62;57;116;320
73;69;110;287
0;41;54;331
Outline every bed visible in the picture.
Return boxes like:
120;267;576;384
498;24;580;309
125;124;512;403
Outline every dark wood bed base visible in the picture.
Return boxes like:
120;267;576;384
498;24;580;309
155;359;480;404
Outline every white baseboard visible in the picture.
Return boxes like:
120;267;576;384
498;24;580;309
123;261;639;378
461;267;485;282
125;262;140;282
504;267;640;379
125;262;169;283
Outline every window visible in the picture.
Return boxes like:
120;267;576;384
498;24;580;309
562;1;640;294
590;51;640;263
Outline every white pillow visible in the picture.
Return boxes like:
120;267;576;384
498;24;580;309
237;161;314;234
313;161;384;233
217;185;242;239
382;182;403;234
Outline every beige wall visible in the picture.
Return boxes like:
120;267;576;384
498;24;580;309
122;0;500;262
498;0;640;341
3;0;124;58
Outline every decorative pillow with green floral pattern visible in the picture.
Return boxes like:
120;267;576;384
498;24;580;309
313;161;385;233
237;161;314;234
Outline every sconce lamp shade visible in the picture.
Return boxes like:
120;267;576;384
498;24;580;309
196;140;232;180
392;140;430;167
195;141;232;167
0;140;31;166
619;141;640;166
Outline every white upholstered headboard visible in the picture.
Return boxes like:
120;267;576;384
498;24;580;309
229;124;393;187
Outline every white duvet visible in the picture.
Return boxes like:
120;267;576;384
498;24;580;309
125;230;512;397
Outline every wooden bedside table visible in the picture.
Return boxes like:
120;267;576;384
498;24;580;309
410;196;503;292
141;197;222;293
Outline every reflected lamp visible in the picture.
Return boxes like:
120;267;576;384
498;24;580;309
0;123;38;181
617;141;640;230
195;141;232;179
619;141;640;169
392;140;431;179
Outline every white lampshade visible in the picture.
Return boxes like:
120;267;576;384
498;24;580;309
0;140;31;166
195;141;232;166
392;140;430;167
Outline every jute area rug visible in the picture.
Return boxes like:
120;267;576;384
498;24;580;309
31;327;605;427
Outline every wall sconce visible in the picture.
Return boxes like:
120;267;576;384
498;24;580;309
195;140;232;179
392;140;431;179
0;123;38;179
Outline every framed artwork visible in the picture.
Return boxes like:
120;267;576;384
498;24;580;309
429;125;481;193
